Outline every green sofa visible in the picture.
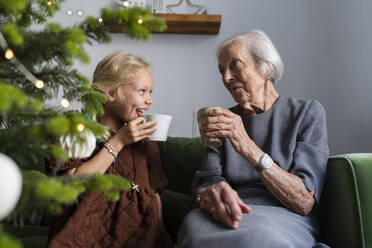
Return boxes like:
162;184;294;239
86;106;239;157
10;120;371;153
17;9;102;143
2;137;372;248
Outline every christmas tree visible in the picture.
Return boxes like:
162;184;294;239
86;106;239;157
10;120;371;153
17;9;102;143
0;0;166;247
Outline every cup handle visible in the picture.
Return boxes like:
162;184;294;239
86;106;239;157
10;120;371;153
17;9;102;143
140;117;146;123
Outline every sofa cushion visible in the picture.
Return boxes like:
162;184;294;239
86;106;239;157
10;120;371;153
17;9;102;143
21;237;48;248
158;137;205;195
160;190;193;243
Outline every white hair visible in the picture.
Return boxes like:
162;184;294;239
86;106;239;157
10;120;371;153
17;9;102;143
217;30;284;83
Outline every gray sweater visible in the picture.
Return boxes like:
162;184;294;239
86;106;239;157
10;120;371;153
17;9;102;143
180;95;330;248
192;94;329;204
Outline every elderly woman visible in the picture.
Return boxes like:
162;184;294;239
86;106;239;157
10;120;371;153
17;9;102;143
177;30;329;247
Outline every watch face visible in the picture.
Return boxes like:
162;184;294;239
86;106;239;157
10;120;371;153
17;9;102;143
258;154;273;171
262;155;273;168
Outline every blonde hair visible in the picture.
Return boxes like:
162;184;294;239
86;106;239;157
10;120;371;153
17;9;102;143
92;51;150;99
217;30;284;83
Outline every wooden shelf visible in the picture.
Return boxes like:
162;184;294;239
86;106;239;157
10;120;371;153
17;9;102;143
108;14;222;35
153;14;221;35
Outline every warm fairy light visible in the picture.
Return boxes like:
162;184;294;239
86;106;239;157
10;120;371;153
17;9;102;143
47;1;52;6
5;49;14;60
77;10;83;16
123;1;129;7
76;123;85;132
137;18;143;24
98;18;103;23
67;10;73;15
60;98;70;108
34;80;44;89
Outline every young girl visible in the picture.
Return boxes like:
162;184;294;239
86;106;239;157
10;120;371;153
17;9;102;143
46;51;173;248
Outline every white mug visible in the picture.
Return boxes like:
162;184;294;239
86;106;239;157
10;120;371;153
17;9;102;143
142;114;172;141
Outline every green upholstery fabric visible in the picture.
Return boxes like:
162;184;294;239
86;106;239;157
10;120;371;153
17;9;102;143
2;137;372;248
21;237;48;248
158;137;204;242
158;137;205;195
319;153;372;248
160;190;193;243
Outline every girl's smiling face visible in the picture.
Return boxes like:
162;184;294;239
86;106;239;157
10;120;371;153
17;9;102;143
108;68;154;123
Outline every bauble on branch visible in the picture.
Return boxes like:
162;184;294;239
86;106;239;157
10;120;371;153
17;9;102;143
0;153;23;220
59;130;96;159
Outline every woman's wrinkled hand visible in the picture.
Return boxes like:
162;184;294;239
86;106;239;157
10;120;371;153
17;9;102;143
201;108;252;155
198;181;251;229
117;117;156;146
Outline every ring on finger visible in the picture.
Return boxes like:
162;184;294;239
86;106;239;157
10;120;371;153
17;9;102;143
209;207;215;214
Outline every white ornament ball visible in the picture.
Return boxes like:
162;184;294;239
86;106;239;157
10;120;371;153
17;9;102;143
59;130;96;159
0;153;23;221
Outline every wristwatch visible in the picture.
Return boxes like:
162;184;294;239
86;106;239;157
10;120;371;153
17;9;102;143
256;153;273;172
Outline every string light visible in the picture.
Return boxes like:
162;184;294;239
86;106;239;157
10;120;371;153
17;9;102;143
76;123;85;132
60;98;70;108
1;31;46;91
66;10;73;15
76;10;84;16
137;18;143;24
5;49;14;60
47;1;52;6
98;17;103;23
34;80;45;89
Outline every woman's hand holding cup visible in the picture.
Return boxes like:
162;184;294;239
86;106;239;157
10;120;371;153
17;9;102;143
197;107;223;147
202;108;253;157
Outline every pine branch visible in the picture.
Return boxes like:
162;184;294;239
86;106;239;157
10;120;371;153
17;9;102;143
3;25;90;69
99;6;166;41
4;171;131;226
0;0;65;28
0;226;21;248
0;83;42;114
79;16;112;45
0;2;168;240
1;103;108;170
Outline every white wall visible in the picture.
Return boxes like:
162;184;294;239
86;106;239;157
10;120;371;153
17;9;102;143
51;0;372;155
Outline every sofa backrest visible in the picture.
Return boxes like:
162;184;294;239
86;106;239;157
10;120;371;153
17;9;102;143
157;137;205;195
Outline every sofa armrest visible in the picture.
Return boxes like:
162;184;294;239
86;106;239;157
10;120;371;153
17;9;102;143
319;153;372;248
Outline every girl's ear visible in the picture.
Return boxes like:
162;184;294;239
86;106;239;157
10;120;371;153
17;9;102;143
104;90;117;102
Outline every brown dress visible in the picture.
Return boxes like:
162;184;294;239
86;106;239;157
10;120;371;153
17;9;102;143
45;140;173;248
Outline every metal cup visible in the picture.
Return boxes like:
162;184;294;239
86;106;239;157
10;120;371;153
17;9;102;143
197;107;223;147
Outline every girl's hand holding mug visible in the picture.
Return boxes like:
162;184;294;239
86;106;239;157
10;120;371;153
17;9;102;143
117;117;157;146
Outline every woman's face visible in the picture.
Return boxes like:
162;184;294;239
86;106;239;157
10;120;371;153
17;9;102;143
109;68;154;123
218;40;266;106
